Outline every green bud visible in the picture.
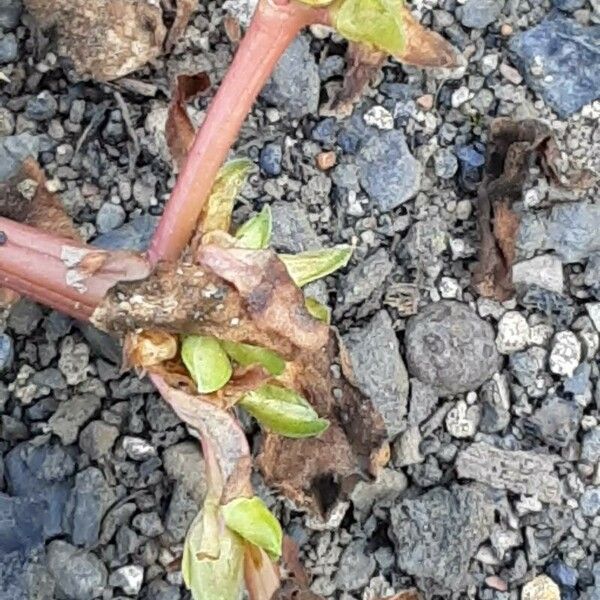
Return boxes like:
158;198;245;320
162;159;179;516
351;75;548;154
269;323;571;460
279;245;352;287
222;496;283;561
234;205;272;249
304;297;331;323
221;340;286;376
181;336;233;394
239;384;330;438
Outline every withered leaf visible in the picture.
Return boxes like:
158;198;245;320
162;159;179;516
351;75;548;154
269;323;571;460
271;538;323;600
166;72;211;169
244;545;280;600
24;0;166;81
124;329;178;370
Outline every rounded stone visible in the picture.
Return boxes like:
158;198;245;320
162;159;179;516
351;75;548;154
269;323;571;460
405;300;501;395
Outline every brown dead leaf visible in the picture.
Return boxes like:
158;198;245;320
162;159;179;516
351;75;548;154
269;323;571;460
165;0;197;52
244;545;280;600
223;14;242;43
472;118;594;301
24;0;166;81
165;72;211;169
124;329;178;370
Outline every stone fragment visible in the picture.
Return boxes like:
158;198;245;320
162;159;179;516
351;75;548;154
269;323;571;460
496;311;530;354
357;130;421;211
58;336;90;385
350;467;408;519
479;373;511;433
405;301;501;395
334;540;376;592
390;486;494;592
364;106;394;130
549;331;581;376
587;303;600;333
109;565;144;595
510;16;600;117
446;400;480;438
79;420;119;460
521;575;561;600
93;214;159;252
342;310;409;437
408;378;438;427
49;394;101;445
459;0;504;28
510;346;547;388
162;441;207;503
456;442;561;504
165;483;197;542
581;428;600;464
512;255;564;294
8;299;43;335
524;396;581;448
581;487;600;517
122;436;157;461
269;202;320;253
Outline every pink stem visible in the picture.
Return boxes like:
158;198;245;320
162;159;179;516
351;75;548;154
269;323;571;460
147;0;327;264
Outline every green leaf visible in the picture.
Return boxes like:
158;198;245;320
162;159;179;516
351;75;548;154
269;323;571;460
234;205;272;249
204;158;254;233
239;384;330;438
279;245;352;287
181;335;233;393
222;496;283;561
183;509;245;600
330;0;406;56
221;341;286;376
305;297;331;324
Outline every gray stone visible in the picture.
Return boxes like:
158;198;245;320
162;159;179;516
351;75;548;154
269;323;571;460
261;35;320;118
165;483;197;542
342;310;409;438
479;373;511;433
446;400;480;438
0;493;45;556
405;301;501;395
512;254;564;294
58;336;90;386
334;540;376;592
146;579;183;600
93;215;159;252
459;0;504;28
390;485;494;592
79;421;119;460
109;565;144;596
122;436;157;461
554;0;584;9
270;201;321;253
495;311;530;354
5;440;75;537
0;133;39;181
96;202;126;233
509;346;547;388
0;0;22;30
0;333;14;373
66;467;115;547
356;130;421;211
0;32;17;63
49;394;101;446
350;468;408;519
524;396;581;448
132;512;164;537
434;149;458;179
580;487;600;517
393;425;424;467
582;428;600;464
162;441;207;503
456;442;561;503
546;202;600;263
510;15;600;117
115;525;140;558
408;378;438;427
145;394;181;431
25;92;58;121
8;299;43;335
336;248;393;313
47;540;107;600
77;323;122;365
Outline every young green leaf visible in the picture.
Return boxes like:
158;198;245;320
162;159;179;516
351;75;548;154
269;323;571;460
181;335;233;393
304;297;331;324
222;496;283;561
182;509;245;600
279;245;352;287
330;0;406;57
234;205;272;249
203;158;254;233
221;340;286;376
239;384;330;438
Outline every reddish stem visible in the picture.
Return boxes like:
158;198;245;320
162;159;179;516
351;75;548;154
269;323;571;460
147;0;327;264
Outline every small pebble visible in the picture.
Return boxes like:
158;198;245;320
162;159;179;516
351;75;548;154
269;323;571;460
549;331;581;376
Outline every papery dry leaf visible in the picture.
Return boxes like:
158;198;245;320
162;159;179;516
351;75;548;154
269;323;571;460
166;72;211;168
166;0;197;52
124;329;178;369
24;0;166;81
244;545;280;600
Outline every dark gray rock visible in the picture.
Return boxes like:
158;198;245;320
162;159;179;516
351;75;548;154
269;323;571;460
342;310;409;438
336;248;393;314
270;201;320;253
582;428;600;464
510;16;600;117
66;468;116;547
146;395;181;432
8;299;43;335
0;0;22;30
0;493;45;556
0;32;17;63
518;286;575;329
350;468;408;519
356;130;421;211
132;512;164;537
405;301;501;395
261;35;320;118
146;580;182;600
434;149;458;179
524;396;581;448
390;485;494;592
509;346;547;388
165;483;196;542
79;421;120;460
459;0;504;28
47;540;107;600
553;0;584;9
92;214;159;252
49;394;101;446
5;440;75;537
0;548;54;600
259;143;282;177
162;441;207;503
581;488;600;518
479;374;511;433
0;333;14;373
76;323;122;365
408;378;439;427
334;540;376;592
96;202;126;233
25;92;58;121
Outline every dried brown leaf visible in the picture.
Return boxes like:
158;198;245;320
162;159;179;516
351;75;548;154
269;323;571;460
24;0;166;81
244;545;280;600
165;0;197;52
124;329;178;370
166;72;211;169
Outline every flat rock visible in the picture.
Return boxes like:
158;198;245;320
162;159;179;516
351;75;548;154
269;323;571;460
390;485;494;592
408;378;438;427
334;539;376;592
0;133;39;181
0;493;45;556
524;395;581;448
92;214;159;252
357;130;421;211
510;15;600;117
342;310;409;438
350;467;408;519
162;441;207;503
512;254;564;294
405;301;501;395
49;394;101;446
270;201;321;253
456;442;561;504
459;0;504;28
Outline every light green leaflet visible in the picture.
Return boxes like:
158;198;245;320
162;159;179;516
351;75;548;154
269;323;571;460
203;158;254;233
234;205;272;249
181;336;232;393
222;496;283;561
182;510;245;600
279;245;352;287
304;297;331;323
221;340;286;376
330;0;406;57
239;384;330;438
